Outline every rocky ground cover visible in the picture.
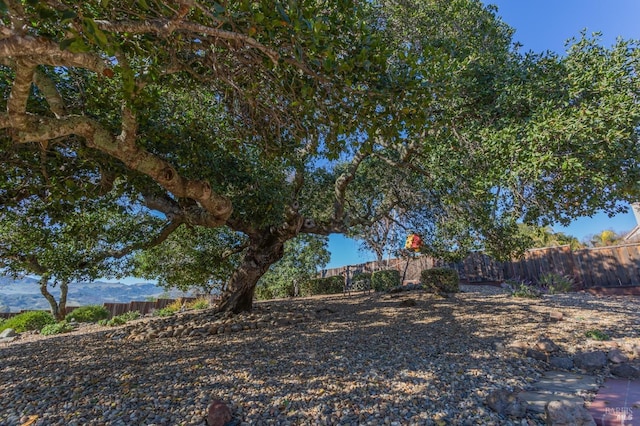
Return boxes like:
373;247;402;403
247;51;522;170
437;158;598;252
1;285;639;425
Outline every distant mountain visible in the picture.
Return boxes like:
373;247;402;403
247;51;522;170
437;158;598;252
0;277;189;313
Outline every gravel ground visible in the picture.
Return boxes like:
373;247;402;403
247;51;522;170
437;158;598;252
1;286;638;426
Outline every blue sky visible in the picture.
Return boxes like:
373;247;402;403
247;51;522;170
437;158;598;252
325;1;640;269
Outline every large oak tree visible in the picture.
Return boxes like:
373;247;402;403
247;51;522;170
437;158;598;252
1;0;639;313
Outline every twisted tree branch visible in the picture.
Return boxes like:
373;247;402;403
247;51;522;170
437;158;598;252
0;35;108;73
2;114;232;224
32;67;66;118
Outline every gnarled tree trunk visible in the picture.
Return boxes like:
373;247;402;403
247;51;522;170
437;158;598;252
217;231;286;313
38;276;69;321
58;279;68;321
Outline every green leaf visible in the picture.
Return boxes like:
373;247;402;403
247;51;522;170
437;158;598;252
276;3;290;23
59;38;76;51
82;18;110;48
121;67;136;96
212;2;225;14
68;39;92;53
61;9;77;21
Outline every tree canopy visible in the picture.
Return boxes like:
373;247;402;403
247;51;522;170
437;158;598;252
1;0;639;313
516;224;583;251
0;189;163;318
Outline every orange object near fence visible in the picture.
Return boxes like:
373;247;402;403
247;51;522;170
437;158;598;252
405;233;423;252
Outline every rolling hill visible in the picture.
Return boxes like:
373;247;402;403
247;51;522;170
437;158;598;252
0;277;186;312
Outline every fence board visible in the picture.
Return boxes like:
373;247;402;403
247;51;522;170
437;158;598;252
626;246;640;285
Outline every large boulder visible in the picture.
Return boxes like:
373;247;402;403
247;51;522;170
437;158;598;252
607;349;629;364
549;356;574;370
545;400;595;426
536;337;560;353
573;351;607;372
206;399;232;426
485;389;528;418
610;363;640;379
0;328;17;338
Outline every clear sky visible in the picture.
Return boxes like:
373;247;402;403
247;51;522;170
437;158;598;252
324;0;640;269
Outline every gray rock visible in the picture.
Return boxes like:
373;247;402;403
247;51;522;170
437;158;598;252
206;399;232;426
519;392;585;414
549;311;564;321
545;400;595;426
532;371;599;394
549;356;574;370
526;348;548;361
0;328;17;338
573;351;607;372
399;298;417;307
536;337;560;353
274;318;291;327
507;341;528;352
607;348;629;364
610;363;640;379
485;389;528;418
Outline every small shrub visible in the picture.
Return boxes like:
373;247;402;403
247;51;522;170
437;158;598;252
255;284;275;301
371;270;400;292
154;307;177;317
120;311;141;322
585;329;610;341
350;272;372;292
98;311;140;326
0;311;55;333
65;305;110;323
151;299;186;317
166;298;185;312
187;297;210;310
537;272;575;294
299;276;343;296
421;268;460;293
99;316;125;326
40;321;74;336
504;278;541;298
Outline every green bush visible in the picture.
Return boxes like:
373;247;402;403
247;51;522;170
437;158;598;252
350;272;372;291
371;270;400;292
300;276;344;296
255;284;275;301
40;321;74;336
585;329;610;341
511;283;542;298
65;305;110;323
537;272;575;294
351;271;371;281
154;307;177;317
98;311;140;326
0;311;56;333
421;268;460;293
187;297;210;310
503;278;541;298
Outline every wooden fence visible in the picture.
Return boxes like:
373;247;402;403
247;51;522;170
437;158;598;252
320;243;640;289
0;295;221;320
4;244;639;319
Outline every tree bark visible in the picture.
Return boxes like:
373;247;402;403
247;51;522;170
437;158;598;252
39;275;60;320
58;279;68;321
217;232;286;313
